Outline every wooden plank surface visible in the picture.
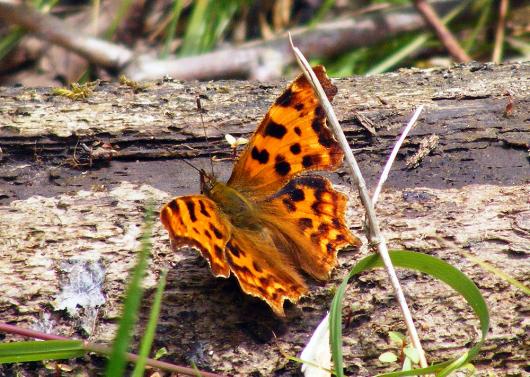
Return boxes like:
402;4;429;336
0;62;528;376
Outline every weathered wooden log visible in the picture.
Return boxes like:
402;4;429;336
0;62;528;376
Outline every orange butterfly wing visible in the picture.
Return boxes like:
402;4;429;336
227;65;343;198
160;65;360;316
221;66;359;314
258;176;361;281
224;229;307;316
220;175;360;315
160;195;231;278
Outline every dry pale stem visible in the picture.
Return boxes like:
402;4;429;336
290;36;429;370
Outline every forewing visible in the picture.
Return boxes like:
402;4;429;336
224;229;308;316
259;176;361;280
160;195;231;277
228;65;343;198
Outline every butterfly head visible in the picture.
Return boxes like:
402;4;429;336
199;169;217;195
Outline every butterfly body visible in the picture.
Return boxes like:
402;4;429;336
205;178;260;230
161;66;361;315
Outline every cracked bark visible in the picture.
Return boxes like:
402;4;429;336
0;62;528;376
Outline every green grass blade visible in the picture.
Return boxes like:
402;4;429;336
105;204;154;376
202;2;239;52
104;0;135;39
505;36;530;59
464;253;530;295
463;0;493;53
0;340;85;363
366;34;429;75
0;27;25;62
131;269;168;377
366;0;470;75
330;253;380;377
330;250;489;377
309;0;336;27
161;0;184;58
179;0;209;56
0;0;60;62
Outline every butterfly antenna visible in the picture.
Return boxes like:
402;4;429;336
181;158;202;174
196;96;215;177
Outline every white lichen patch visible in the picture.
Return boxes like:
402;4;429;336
0;181;173;341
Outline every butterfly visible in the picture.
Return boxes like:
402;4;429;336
160;65;361;316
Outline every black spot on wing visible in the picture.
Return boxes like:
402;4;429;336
168;201;179;214
199;200;210;217
185;200;197;222
314;122;334;148
290;143;301;155
294;103;304;111
214;245;224;259
210;224;223;239
318;223;330;233
228;243;240;257
275;88;294;107
228;242;246;258
251;146;270;164
253;262;263;273
234;264;251;276
290;188;305;202
302;154;322;168
314;105;325;118
299;217;313;230
294;126;302;136
274;155;291;176
265;121;287;139
304;176;327;191
282;198;296;212
311;117;322;133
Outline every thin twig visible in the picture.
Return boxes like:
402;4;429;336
492;0;509;63
0;321;226;377
0;2;132;68
372;105;424;205
289;36;429;369
413;0;471;63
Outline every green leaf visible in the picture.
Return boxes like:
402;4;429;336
388;331;406;345
330;250;489;377
105;204;154;376
403;346;420;365
154;347;168;360
131;269;168;377
379;352;398;363
402;355;412;372
0;340;85;363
